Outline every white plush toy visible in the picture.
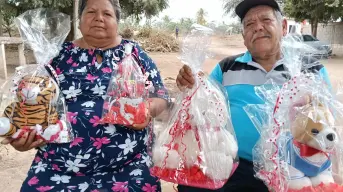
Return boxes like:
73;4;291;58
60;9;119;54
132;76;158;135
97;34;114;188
152;74;238;182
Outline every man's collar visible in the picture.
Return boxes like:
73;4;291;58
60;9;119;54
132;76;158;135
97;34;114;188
235;51;253;63
235;51;284;72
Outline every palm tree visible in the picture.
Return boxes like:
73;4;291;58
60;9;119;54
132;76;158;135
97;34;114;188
223;0;241;16
196;8;207;25
223;0;285;16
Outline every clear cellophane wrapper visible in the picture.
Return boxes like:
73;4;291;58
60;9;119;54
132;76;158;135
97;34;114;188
149;24;239;190
244;35;343;192
101;43;151;126
0;8;73;143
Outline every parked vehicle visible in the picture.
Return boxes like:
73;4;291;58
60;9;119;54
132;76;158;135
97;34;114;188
297;34;333;59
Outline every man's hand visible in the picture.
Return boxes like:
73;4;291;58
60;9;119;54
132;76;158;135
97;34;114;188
1;130;46;152
176;65;195;90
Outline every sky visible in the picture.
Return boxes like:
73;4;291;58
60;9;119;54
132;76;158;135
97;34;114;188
155;0;239;25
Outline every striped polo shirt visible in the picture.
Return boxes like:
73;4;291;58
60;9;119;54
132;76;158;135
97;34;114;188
210;51;331;161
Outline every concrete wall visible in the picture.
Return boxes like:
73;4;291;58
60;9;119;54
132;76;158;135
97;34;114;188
302;22;343;55
302;22;343;44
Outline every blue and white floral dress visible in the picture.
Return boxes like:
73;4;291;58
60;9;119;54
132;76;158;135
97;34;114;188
20;39;169;192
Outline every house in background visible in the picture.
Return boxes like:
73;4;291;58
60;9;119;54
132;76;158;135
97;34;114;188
285;17;343;46
286;18;307;34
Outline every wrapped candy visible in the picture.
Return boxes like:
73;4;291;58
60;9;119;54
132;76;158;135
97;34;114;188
100;43;151;126
0;9;73;143
244;34;343;192
149;24;239;190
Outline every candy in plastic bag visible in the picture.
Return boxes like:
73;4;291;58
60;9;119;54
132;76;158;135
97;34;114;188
0;9;73;143
150;24;239;190
101;43;150;126
244;34;343;192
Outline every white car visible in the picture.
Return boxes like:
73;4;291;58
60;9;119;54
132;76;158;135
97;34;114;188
298;34;333;59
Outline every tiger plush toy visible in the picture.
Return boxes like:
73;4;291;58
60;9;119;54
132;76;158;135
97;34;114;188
0;75;68;142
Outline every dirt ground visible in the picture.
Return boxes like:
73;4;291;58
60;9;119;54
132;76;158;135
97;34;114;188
0;35;342;192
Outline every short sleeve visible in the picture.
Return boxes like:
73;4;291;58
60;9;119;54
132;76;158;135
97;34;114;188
135;44;170;101
319;66;332;91
209;64;223;84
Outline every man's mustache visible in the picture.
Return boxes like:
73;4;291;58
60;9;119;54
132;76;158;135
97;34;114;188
252;34;271;42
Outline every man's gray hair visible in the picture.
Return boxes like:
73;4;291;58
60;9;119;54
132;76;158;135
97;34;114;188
79;0;121;22
274;10;283;25
241;9;284;32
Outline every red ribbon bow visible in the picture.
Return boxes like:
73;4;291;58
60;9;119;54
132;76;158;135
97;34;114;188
293;140;328;158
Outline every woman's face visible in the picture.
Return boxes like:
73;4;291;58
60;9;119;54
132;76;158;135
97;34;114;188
80;0;118;40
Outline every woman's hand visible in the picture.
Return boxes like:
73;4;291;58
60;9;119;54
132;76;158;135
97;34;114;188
1;130;46;152
130;98;168;131
131;102;152;131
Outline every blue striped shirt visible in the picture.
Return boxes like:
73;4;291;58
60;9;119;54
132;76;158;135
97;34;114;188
210;51;331;161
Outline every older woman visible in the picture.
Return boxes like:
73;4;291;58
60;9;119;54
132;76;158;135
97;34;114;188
5;0;169;191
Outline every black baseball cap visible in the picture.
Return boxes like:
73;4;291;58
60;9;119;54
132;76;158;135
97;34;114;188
235;0;282;21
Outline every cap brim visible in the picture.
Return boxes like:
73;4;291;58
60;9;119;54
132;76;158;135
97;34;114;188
235;0;281;21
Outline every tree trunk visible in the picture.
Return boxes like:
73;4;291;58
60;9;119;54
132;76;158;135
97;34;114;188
73;0;79;40
0;14;3;36
60;6;74;42
0;0;4;36
311;18;318;38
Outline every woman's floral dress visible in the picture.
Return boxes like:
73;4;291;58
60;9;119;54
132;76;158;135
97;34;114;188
20;39;169;192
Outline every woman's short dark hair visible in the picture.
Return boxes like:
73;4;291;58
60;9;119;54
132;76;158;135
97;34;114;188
79;0;121;22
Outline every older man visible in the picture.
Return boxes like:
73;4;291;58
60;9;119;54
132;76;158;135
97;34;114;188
176;0;331;191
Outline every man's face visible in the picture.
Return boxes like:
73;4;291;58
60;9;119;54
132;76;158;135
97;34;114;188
242;5;286;58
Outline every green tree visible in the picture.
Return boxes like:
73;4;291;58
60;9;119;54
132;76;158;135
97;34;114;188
0;0;5;36
223;0;241;16
0;6;16;36
160;15;176;31
4;0;74;39
2;0;169;39
5;0;72;14
196;8;207;25
284;0;342;37
176;17;194;34
120;0;169;21
151;16;194;35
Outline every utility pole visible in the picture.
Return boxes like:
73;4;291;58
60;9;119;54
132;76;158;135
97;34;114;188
73;0;79;40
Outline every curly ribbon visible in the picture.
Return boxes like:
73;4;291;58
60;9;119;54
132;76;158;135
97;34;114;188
258;79;289;190
152;75;231;189
101;43;151;126
260;76;337;191
162;87;198;170
262;76;317;190
102;99;147;126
